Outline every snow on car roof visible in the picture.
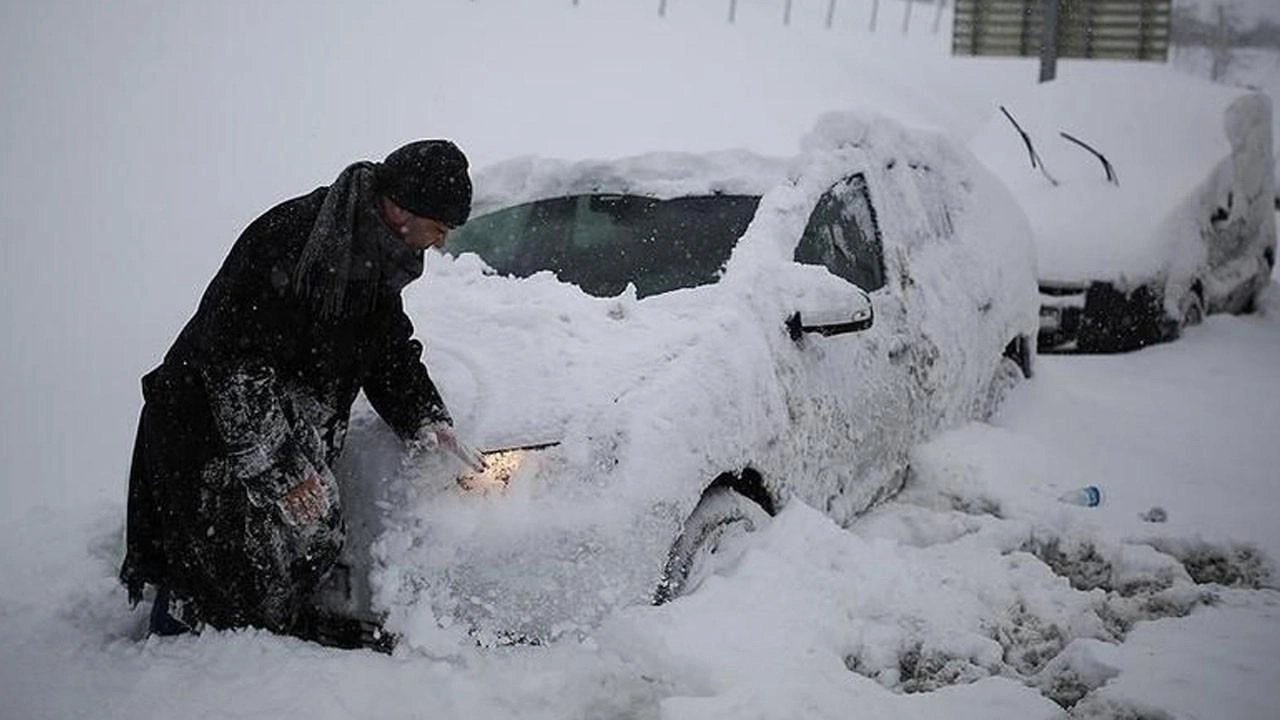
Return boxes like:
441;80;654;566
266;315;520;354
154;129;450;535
970;64;1266;283
469;149;792;216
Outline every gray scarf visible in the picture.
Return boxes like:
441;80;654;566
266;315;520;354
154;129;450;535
292;162;425;321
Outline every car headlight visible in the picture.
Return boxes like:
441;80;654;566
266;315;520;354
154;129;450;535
456;448;530;494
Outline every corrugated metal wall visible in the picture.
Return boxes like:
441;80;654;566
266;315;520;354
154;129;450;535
953;0;1170;60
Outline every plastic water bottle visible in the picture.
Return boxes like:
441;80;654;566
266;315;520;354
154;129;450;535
1058;485;1103;507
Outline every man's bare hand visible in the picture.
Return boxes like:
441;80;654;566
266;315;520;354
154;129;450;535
436;427;488;473
413;423;488;473
279;472;329;526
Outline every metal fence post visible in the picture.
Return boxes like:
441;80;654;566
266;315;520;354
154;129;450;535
1211;3;1231;81
1039;0;1060;82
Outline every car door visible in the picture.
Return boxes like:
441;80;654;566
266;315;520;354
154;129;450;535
886;158;999;427
778;172;918;525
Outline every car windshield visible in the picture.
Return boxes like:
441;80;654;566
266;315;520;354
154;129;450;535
444;193;761;298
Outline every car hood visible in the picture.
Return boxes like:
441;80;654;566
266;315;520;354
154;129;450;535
404;251;728;451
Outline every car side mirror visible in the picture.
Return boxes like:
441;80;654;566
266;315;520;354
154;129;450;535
786;289;874;342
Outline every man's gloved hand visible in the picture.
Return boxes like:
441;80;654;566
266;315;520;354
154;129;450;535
414;422;488;473
278;471;330;526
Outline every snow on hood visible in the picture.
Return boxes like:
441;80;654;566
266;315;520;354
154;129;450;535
970;64;1268;284
407;253;729;453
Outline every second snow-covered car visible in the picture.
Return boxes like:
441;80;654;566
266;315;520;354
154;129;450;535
335;113;1039;646
972;67;1276;353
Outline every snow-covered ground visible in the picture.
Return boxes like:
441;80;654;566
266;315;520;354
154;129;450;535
2;1;1278;718
2;273;1277;719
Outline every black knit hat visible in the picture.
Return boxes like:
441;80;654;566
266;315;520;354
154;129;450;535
376;139;472;228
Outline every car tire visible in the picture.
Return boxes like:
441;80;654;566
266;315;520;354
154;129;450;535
981;335;1031;420
1178;287;1205;330
653;486;771;605
1242;252;1274;314
977;356;1024;419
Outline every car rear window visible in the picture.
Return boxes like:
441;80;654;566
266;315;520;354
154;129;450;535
445;193;761;298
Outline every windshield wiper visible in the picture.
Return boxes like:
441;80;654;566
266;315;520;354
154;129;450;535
1059;131;1119;186
999;105;1059;187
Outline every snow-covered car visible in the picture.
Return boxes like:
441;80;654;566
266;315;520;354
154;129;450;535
971;67;1276;353
335;113;1038;646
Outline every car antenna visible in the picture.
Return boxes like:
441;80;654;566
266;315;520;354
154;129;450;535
1059;131;1120;186
999;105;1059;187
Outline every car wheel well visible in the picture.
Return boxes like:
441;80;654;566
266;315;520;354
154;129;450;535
1179;282;1207;328
1243;250;1275;314
654;474;773;605
1002;335;1033;379
705;468;776;517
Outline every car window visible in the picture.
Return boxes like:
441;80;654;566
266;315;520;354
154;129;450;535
444;196;576;275
794;173;885;292
446;193;761;298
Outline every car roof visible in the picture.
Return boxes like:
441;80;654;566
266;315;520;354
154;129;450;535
467;149;791;217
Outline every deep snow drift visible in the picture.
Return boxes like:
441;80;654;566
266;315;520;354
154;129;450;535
2;277;1277;719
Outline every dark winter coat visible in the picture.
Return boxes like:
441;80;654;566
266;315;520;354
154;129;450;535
121;178;450;631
